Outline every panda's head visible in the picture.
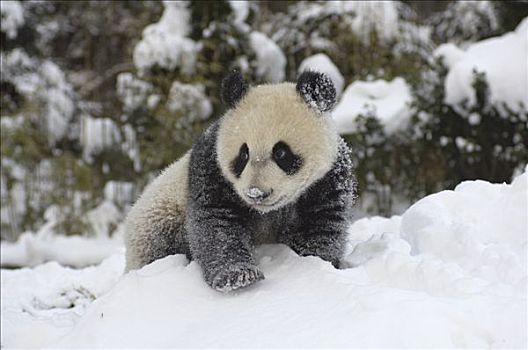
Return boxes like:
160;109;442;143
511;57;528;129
216;70;339;213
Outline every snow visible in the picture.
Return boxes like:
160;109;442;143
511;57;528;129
229;0;249;27
295;1;400;43
1;203;124;268
435;18;528;112
133;1;197;75
1;172;526;348
1;254;125;348
122;124;142;172
299;53;345;97
116;73;153;112
0;0;24;39
1;159;56;239
84;201;122;239
167;82;213;121
271;1;432;61
468;111;481;125
249;31;286;83
430;0;499;45
1;49;75;143
340;1;399;43
297;70;337;113
401;173;527;286
246;186;264;199
332;77;412;135
103;181;135;208
1;232;123;269
0;160;27;228
40;61;75;143
80;115;121;163
0;48;36;93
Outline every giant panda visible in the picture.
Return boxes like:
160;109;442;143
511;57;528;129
125;71;356;292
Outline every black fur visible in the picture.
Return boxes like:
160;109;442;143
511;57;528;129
221;71;249;109
296;70;337;113
272;141;303;175
186;123;260;291
185;122;356;291
283;139;356;267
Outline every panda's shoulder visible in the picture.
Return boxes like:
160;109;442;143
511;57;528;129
188;120;225;182
332;137;353;174
190;121;221;160
332;137;356;196
320;137;355;193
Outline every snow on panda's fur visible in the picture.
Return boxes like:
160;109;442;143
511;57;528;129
125;71;356;292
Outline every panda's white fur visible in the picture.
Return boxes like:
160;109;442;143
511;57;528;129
125;153;190;271
125;71;355;292
217;83;339;212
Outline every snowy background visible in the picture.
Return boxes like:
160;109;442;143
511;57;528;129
1;0;527;348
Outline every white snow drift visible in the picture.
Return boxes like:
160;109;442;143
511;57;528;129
1;204;123;269
332;77;412;135
1;172;526;348
435;17;528;112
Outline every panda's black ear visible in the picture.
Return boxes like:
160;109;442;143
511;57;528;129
296;70;336;113
221;71;249;109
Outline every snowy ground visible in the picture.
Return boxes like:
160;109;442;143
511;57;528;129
2;172;527;348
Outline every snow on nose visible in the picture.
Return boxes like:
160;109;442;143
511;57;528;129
246;187;270;201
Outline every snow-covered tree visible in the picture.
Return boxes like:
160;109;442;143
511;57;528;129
1;0;527;237
428;0;500;45
265;1;433;86
118;1;286;173
0;1;160;239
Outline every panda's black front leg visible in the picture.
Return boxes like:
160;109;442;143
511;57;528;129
281;147;355;268
186;207;264;292
283;205;348;268
185;122;264;292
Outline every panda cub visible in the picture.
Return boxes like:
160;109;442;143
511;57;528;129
125;71;356;292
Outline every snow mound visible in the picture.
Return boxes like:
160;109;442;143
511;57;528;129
401;171;527;286
1;254;124;348
434;18;528;111
332;77;412;134
0;173;522;348
249;31;286;83
1;202;124;268
298;53;345;97
133;1;197;75
0;231;123;269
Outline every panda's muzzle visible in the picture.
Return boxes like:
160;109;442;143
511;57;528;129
246;187;272;203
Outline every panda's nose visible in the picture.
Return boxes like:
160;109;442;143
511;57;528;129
246;187;271;202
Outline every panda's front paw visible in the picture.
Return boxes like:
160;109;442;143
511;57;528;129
211;263;264;292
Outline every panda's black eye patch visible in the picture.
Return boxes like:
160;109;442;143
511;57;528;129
230;143;249;178
272;141;302;175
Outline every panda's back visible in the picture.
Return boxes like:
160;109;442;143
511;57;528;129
140;152;190;212
145;121;219;217
125;153;190;271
